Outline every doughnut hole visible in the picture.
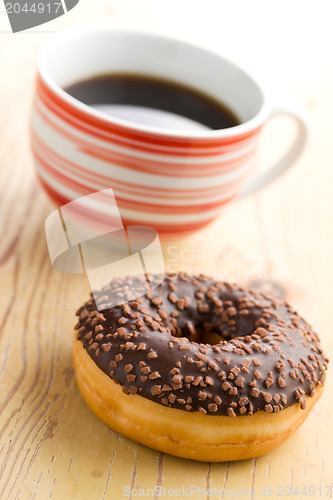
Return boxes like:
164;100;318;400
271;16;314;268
184;326;226;345
174;304;263;345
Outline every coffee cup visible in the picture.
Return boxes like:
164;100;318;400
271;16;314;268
32;26;309;238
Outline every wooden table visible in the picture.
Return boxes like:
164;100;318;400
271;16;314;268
1;2;332;499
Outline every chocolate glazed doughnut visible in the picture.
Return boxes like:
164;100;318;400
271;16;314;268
73;273;328;461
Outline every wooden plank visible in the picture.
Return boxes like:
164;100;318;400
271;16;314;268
0;4;332;499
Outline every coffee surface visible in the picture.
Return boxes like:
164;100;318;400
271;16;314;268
65;74;240;131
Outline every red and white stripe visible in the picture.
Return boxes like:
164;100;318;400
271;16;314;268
31;75;262;237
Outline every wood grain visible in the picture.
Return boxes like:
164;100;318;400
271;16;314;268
0;2;332;499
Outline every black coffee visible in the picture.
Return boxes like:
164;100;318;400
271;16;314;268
65;74;240;131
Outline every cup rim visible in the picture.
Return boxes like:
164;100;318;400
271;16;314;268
37;25;270;139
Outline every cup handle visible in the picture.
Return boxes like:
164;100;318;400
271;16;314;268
238;98;310;199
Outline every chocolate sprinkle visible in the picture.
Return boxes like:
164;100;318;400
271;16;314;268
75;273;328;416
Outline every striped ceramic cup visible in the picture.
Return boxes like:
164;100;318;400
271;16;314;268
32;27;308;238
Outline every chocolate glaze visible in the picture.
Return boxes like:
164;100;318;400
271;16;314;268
75;273;328;416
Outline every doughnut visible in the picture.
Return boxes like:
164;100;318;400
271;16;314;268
73;273;328;461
